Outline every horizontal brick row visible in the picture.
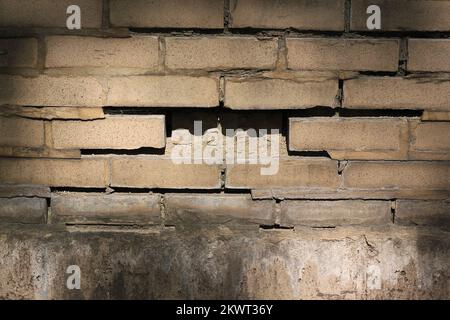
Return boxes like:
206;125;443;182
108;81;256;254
1;0;449;32
0;157;448;197
408;39;450;72
0;38;37;68
289;118;450;160
0;197;47;224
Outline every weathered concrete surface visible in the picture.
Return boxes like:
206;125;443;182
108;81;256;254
0;224;448;299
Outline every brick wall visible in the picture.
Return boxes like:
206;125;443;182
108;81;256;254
0;0;449;299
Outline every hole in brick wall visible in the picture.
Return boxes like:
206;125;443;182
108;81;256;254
129;28;223;35
259;224;294;230
50;187;107;193
287;151;331;158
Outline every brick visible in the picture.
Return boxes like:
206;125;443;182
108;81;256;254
280;200;391;227
51;193;160;225
289;118;409;160
343;161;450;191
111;156;221;189
0;157;108;187
165;194;275;226
409;122;450;160
165;36;278;70
396;200;450;227
225;77;338;109
351;0;450;31
408;39;450;72
0;116;44;147
52;115;166;150
0;185;50;198
226;158;340;190
0;197;46;224
45;36;159;69
286;38;399;72
107;76;219;107
421;111;450;121
0;38;37;68
343;77;450;111
0;75;105;107
0;147;80;159
0;0;102;28
0;106;105;120
230;0;345;31
110;0;224;28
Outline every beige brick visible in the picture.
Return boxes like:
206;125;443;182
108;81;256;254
287;38;399;72
343;161;450;191
421;111;450;122
110;0;224;28
0;197;46;224
0;106;105;120
111;156;221;189
230;0;345;31
0;116;44;147
343;77;450;111
409;122;450;160
165;36;278;70
396;200;450;227
165;194;275;226
351;0;450;31
0;147;80;159
52;115;165;150
45;36;159;69
51;193;160;225
408;39;450;72
0;157;108;187
225;78;338;109
0;38;37;68
226;158;340;190
0;0;102;28
0;185;50;198
289;118;409;160
280;200;391;227
107;76;219;107
0;75;105;107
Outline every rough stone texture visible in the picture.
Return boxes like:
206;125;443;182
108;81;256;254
280;200;392;227
351;0;450;31
0;116;44;148
110;0;224;28
0;0;103;28
343;77;450;111
107;76;219;107
0;106;105;120
225;77;338;109
51;193;160;225
0;75;105;107
0;198;47;224
165;36;278;70
45;36;159;69
408;39;450;72
165;194;275;227
286;38;399;72
52;115;166;150
396;200;450;228
409;122;450;160
0;225;447;299
0;147;81;159
0;38;37;68
0;157;108;187
230;0;345;31
343;161;450;191
226;158;340;190
289;118;409;160
111;156;221;189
